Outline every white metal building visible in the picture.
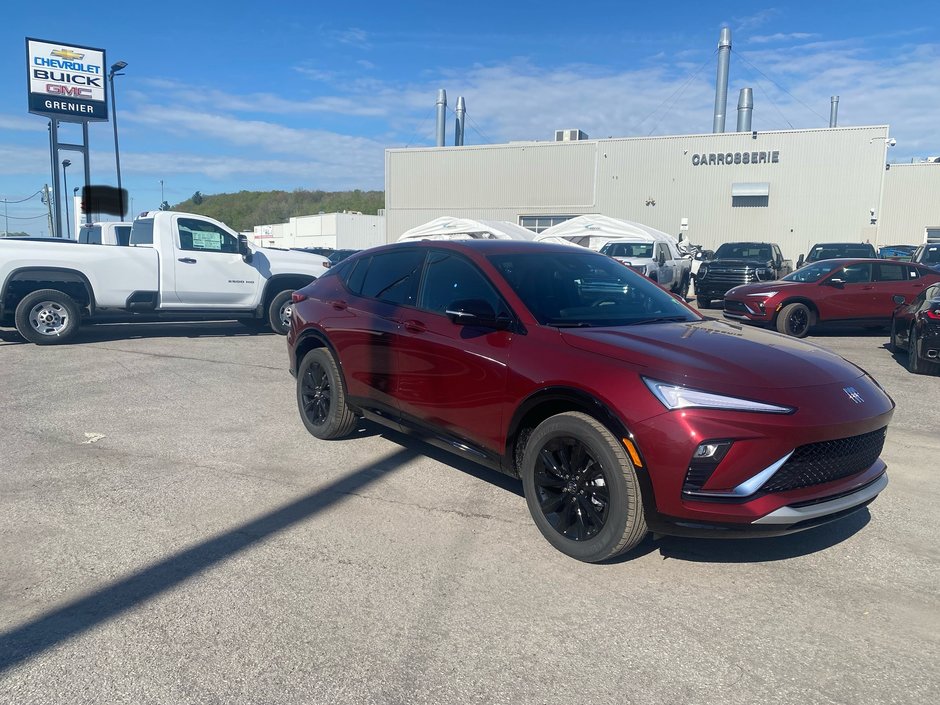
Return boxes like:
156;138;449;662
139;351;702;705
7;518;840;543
250;211;385;250
385;125;940;261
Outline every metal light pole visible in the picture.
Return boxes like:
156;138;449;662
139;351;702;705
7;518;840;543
62;159;72;238
3;198;7;237
109;61;128;217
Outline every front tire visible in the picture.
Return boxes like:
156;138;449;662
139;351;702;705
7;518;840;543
677;273;690;299
696;296;710;309
521;412;647;563
297;348;358;439
14;289;82;345
268;290;295;335
776;302;813;338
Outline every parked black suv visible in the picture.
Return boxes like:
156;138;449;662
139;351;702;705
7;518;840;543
695;242;792;308
796;242;878;268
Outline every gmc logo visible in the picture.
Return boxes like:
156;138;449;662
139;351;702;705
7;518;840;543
46;84;91;98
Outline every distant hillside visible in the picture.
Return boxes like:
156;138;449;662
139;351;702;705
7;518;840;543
171;189;385;232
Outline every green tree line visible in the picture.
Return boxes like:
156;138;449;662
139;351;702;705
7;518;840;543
171;189;385;232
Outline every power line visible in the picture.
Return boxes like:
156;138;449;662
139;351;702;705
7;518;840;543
4;212;49;220
626;50;717;136
731;49;829;125
403;106;436;148
1;189;43;204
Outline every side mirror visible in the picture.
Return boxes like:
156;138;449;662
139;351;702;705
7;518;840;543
893;295;906;305
445;298;509;330
238;234;253;263
796;254;805;268
658;251;667;266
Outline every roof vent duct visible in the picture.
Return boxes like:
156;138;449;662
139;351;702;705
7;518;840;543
712;27;732;133
435;89;447;147
455;96;466;146
554;129;589;141
736;88;753;132
829;95;840;128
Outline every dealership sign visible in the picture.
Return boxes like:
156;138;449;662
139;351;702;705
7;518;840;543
26;38;108;122
692;151;780;166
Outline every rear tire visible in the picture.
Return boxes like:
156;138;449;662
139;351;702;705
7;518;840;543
268;290;295;335
14;289;82;345
888;317;899;354
776;302;813;338
908;326;940;375
297;348;358;439
521;412;647;563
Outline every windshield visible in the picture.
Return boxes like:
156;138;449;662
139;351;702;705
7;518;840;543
783;262;833;283
714;243;773;260
921;246;940;264
487;251;700;327
808;244;874;261
130;218;154;246
601;242;654;259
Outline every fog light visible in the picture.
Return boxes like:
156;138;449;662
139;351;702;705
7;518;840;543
694;443;723;459
683;441;733;493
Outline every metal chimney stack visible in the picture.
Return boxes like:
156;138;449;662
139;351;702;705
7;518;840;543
736;88;753;132
829;96;840;127
455;96;466;146
435;89;447;147
712;27;732;133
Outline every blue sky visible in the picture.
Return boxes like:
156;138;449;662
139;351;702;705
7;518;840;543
2;1;938;234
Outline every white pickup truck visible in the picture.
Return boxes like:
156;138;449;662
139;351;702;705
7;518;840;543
0;210;329;344
599;236;692;298
78;221;134;246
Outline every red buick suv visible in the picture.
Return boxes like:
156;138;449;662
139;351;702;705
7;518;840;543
287;240;894;562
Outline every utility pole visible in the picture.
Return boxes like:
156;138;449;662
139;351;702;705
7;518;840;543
2;198;7;237
43;184;54;236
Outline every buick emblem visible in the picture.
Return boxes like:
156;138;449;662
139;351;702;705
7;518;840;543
843;387;864;404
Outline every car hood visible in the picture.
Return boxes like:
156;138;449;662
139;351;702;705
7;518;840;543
560;318;863;390
726;280;806;297
254;247;330;277
705;258;770;267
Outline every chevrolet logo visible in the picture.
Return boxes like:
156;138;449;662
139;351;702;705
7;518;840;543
843;387;864;404
51;49;85;61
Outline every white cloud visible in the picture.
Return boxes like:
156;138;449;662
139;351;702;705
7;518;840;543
748;32;820;44
0;114;48;132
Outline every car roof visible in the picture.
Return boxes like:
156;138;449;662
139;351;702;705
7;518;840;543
810;242;873;247
375;239;589;256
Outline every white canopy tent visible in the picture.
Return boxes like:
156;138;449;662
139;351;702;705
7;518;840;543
535;214;679;251
397;216;537;242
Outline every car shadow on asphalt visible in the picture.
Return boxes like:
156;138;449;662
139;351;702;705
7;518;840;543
0;446;418;675
0;320;274;345
373;423;872;564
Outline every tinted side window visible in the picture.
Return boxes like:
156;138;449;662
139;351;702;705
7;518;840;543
837;263;872;284
359;250;426;306
130;219;154;246
345;256;370;295
418;252;503;315
177;218;238;253
115;226;131;246
876;263;905;282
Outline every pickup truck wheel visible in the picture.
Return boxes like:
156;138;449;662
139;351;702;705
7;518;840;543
268;290;295;335
776;302;813;338
14;289;81;345
521;412;647;563
677;273;690;299
297;348;358;439
696;296;710;309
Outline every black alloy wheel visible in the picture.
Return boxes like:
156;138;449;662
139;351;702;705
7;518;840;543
534;437;610;542
521;412;646;563
777;302;812;338
906;326;939;375
301;359;332;426
296;348;358;439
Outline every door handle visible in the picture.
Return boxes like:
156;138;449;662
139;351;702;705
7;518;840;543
328;300;347;311
178;257;197;264
403;320;426;333
861;286;874;290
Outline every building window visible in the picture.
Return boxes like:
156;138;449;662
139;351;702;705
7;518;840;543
731;183;769;208
519;215;577;234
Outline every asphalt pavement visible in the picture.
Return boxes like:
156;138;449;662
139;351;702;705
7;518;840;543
0;316;937;705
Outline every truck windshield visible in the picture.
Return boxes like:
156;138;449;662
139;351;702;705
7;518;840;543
920;246;940;264
714;243;773;260
808;244;875;261
601;242;654;258
130;219;154;246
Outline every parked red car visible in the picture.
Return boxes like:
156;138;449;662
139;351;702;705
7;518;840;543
287;241;893;562
724;258;940;337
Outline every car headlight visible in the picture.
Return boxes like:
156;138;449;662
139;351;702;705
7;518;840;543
642;378;795;414
748;291;778;298
698;265;709;277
